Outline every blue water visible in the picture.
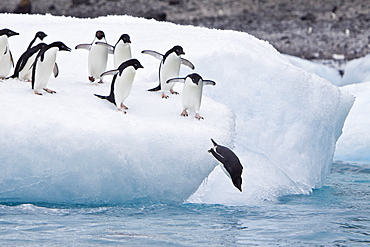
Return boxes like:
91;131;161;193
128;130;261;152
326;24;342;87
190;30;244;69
0;162;369;246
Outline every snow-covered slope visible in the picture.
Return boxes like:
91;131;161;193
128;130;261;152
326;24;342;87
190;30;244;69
0;14;354;205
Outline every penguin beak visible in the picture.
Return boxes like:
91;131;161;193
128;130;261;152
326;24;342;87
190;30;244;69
9;31;19;37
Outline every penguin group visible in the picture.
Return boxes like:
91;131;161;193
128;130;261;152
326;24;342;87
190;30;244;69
1;28;244;192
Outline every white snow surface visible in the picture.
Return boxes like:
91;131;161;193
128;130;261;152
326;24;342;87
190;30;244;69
0;14;354;205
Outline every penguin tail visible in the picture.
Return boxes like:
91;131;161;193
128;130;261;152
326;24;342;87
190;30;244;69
147;84;161;92
211;138;218;147
94;94;107;100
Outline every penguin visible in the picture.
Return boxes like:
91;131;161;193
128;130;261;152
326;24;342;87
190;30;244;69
94;59;143;113
96;34;132;68
141;45;195;98
31;41;71;95
0;28;19;79
75;30;109;83
208;139;243;192
10;31;48;81
166;73;215;120
27;31;47;50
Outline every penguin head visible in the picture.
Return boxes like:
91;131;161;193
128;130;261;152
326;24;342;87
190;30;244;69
0;28;19;37
187;73;203;86
50;41;72;52
172;45;185;56
95;30;105;40
119;34;131;44
35;31;47;40
232;176;243;192
117;59;144;75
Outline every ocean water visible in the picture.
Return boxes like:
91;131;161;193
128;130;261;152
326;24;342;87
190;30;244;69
0;162;369;246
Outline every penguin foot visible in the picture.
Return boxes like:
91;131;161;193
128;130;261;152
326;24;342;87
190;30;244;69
44;88;56;94
181;110;188;117
170;89;179;95
98;79;104;84
34;90;42;95
195;113;204;120
118;108;127;114
120;103;129;110
162;93;169;99
89;76;95;82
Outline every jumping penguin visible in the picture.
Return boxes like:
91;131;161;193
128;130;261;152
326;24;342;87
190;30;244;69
141;45;195;98
94;59;143;113
75;30;109;83
11;31;48;81
96;34;132;68
208;139;243;192
166;73;215;120
0;28;19;79
31;41;71;95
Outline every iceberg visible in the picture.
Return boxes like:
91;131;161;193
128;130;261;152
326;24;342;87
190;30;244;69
0;14;354;205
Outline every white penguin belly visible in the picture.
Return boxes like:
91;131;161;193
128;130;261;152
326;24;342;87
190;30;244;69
0;37;11;78
88;44;108;79
19;53;38;80
160;54;181;91
114;43;131;68
114;67;136;106
34;48;57;91
182;84;202;112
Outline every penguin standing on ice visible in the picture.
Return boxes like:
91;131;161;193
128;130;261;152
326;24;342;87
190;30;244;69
94;59;143;113
31;41;71;95
11;31;48;81
96;34;132;68
0;28;19;79
208;139;243;192
142;45;195;98
166;73;215;120
27;31;47;50
75;30;109;83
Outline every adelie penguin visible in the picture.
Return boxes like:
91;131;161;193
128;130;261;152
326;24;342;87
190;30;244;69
0;28;19;79
208;139;243;192
10;31;48;81
167;73;215;120
96;34;132;68
94;59;143;113
142;45;195;98
75;30;109;83
31;41;71;95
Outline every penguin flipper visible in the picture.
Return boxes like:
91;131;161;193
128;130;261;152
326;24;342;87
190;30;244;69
53;63;59;78
181;58;195;70
141;50;163;60
211;138;218;147
147;84;161;92
75;44;92;50
94;94;108;100
166;78;185;84
203;80;216;86
209;148;227;165
100;69;119;77
10;50;14;67
95;42;114;54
